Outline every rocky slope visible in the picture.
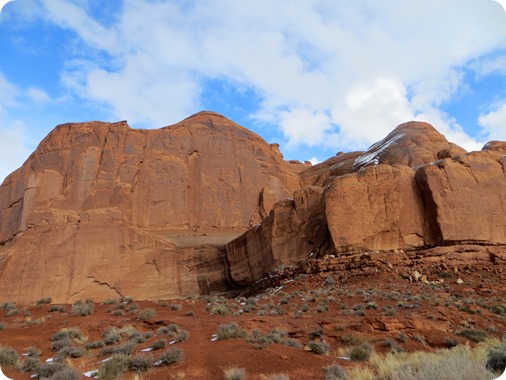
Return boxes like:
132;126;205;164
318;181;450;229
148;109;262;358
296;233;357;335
0;113;505;304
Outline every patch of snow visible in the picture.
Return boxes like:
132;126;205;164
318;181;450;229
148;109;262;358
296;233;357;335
210;334;218;342
98;357;112;364
141;348;153;352
353;133;404;169
338;356;351;360
45;358;55;363
153;360;163;366
309;252;314;257
169;340;176;345
30;375;38;378
83;370;98;378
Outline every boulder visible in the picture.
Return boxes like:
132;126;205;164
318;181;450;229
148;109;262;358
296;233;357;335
415;148;506;244
325;164;428;252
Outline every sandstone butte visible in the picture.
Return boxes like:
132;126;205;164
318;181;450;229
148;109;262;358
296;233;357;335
0;111;505;305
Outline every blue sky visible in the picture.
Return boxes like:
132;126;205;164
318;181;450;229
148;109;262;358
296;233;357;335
0;0;505;182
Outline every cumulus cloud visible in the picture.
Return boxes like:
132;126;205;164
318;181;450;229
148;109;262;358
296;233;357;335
0;121;30;182
28;0;506;150
27;87;51;103
479;102;506;141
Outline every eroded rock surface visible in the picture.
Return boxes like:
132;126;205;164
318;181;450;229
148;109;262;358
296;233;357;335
0;115;504;303
0;111;304;304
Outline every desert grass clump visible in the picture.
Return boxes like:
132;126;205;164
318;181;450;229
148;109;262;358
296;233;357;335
137;308;157;321
170;303;182;310
46;366;81;380
0;346;19;367
308;340;331;355
130;353;154;373
350;343;373;361
85;340;105;350
97;353;131;380
18;356;40;372
152;339;167;350
217;323;247;340
49;305;66;313
71;299;94;316
159;347;185;365
266;374;289;380
36;296;52;305
486;341;506;375
370;343;496;380
325;363;347;380
223;366;247;380
0;322;4;330
457;328;489;342
57;346;84;359
100;340;137;356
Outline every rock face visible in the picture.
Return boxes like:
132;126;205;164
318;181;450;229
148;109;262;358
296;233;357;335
0;114;505;304
0;111;306;304
224;122;506;284
325;164;428;252
416;143;506;244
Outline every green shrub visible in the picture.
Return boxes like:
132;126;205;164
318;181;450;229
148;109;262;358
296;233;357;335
51;338;72;351
350;343;372;361
36;362;67;378
85;340;105;350
37;297;52;305
137;308;157;321
151;339;167;350
49;305;66;313
130;353;154;373
6;308;19;316
217;323;247;340
47;366;81;380
100;340;137;356
18;356;40;372
159;347;184;365
57;346;84;359
325;363;347;380
97;354;131;380
71;300;94;316
0;346;18;367
457;329;488;342
170;303;182;310
308;340;331;355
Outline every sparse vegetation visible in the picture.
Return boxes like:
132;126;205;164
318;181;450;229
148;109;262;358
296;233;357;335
486;341;506;375
217;323;247;340
71;299;94;316
350;343;373;361
457;328;489;342
137;307;157;321
0;346;18;367
36;296;52;305
130;353;154;373
159;347;185;365
223;366;247;380
325;363;347;380
49;305;66;313
97;353;131;380
308;340;331;355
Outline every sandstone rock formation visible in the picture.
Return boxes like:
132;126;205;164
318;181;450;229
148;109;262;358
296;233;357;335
0;111;307;304
0;114;504;304
225;122;505;283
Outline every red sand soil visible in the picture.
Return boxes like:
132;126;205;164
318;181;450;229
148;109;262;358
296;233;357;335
1;252;505;379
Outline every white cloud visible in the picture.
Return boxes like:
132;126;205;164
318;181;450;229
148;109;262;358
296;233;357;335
27;87;51;103
279;108;334;147
31;0;506;150
0;121;30;183
478;102;506;141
